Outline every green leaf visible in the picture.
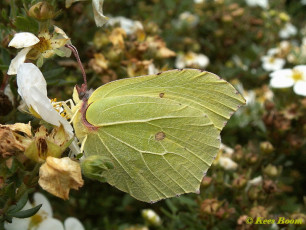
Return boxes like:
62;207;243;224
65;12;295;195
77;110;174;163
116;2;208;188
10;204;42;218
43;67;65;79
7;192;29;214
75;69;245;202
14;16;39;34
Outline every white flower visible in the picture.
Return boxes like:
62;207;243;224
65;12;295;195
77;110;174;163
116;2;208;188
194;0;204;3
108;16;143;35
92;0;109;27
267;48;280;56
148;63;159;75
220;143;234;155
176;11;199;29
66;0;108;27
7;27;71;75
17;63;80;154
301;0;306;5
245;0;269;9
142;209;161;226
261;55;285;72
245;176;262;191
175;52;209;69
5;193;84;230
218;156;238;171
64;218;85;230
279;23;297;39
17;63;73;135
269;65;306;96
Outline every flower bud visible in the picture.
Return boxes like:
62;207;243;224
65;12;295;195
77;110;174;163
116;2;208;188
249;206;268;219
201;176;212;188
81;155;114;182
260;141;274;154
142;209;161;226
248;186;260;200
263;179;277;194
279;12;290;22
245;153;258;164
28;2;55;21
200;199;220;215
232;175;247;189
263;164;278;178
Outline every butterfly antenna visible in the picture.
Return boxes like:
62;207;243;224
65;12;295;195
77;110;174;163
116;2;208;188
65;44;87;98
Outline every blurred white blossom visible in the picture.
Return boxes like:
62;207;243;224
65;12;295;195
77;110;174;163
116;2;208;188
176;11;199;29
218;156;238;171
279;23;297;39
245;176;263;191
5;193;84;230
261;55;285;72
270;65;306;96
66;0;108;27
108;16;143;35
245;0;269;9
220;143;234;155
175;52;209;69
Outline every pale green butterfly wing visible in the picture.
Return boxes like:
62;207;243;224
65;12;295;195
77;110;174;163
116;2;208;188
88;69;245;130
79;69;245;202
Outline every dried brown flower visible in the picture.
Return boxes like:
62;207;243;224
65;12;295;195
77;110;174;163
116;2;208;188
38;156;84;200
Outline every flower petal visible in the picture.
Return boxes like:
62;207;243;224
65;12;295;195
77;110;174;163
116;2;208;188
17;63;74;137
218;156;238;171
4;217;31;230
38;157;84;200
37;218;64;230
54;26;69;39
175;54;185;69
33;193;53;217
7;47;32;75
196;54;209;68
92;0;109;27
269;69;292;78
262;57;285;72
270;75;294;88
293;81;306;96
64;217;85;230
245;0;269;9
8;32;39;49
294;65;306;79
17;63;47;98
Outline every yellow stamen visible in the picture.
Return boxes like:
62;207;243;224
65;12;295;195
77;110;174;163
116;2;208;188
268;57;275;63
34;37;52;53
29;214;43;227
291;70;303;82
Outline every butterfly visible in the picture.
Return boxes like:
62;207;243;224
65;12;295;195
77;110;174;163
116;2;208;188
73;69;245;203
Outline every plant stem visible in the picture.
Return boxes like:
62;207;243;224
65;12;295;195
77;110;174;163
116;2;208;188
65;44;87;88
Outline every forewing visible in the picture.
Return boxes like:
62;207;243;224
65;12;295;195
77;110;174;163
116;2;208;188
88;69;245;130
